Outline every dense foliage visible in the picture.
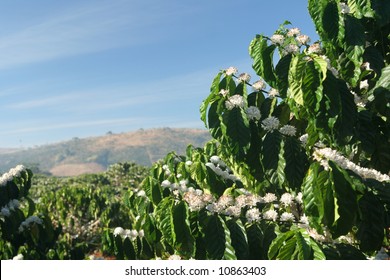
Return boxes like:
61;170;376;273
104;0;390;260
1;0;389;260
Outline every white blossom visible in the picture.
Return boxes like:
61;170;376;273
268;88;279;98
299;134;308;146
219;89;229;97
137;190;146;197
280;193;294;206
299;214;309;225
263;209;278;221
261;116;280;132
280;212;295;222
225;95;245;110
225;66;238;76
361;62;371;71
339;2;350;14
210;156;221;164
296;34;311;45
351;91;367;107
224;206;242;218
287;27;301;37
138;229;145;238
185;160;193;166
0;165;26;187
270;34;285;45
360;80;369;90
18;216;43;233
285;44;299;54
279;125;297;136
307;43;322;54
313;147;390;182
263;193;278;203
252;80;266;91
114;227;125;237
238;73;251;83
295;192;303;204
246;106;261;121
245;208;261;223
161;180;171;188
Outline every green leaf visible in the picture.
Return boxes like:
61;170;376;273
295;230;312;260
261;131;282;171
249;35;277;87
283;137;307;190
123;237;136;260
329;161;358;237
172;201;195;257
356;192;385;252
226;219;249;260
202;215;226;260
268;230;295;259
223;107;250;160
155;197;175;246
275;54;292;98
200;72;223;125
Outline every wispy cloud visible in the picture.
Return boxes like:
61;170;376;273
0;1;180;70
0;117;158;136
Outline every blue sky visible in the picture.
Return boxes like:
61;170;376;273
0;0;317;148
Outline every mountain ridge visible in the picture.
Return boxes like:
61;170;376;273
0;128;211;176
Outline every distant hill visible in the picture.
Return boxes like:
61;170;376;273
0;128;211;176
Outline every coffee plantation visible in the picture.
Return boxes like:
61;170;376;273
1;0;389;260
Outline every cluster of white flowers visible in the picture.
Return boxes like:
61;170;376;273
296;34;311;45
351;91;367;107
219;89;229;97
263;192;278;203
339;2;350;14
161;179;189;193
0;165;26;187
313;147;390;182
279;125;297;136
225;94;245;110
0;199;21;218
252;80;266;91
162;164;171;176
287;27;301;37
284;43;299;54
360;80;369;90
280;212;295;222
225;66;238;76
268;88;279;98
263;209;278;221
113;227;144;240
261;116;280;132
320;55;339;77
270;34;285;45
182;187;305;225
183;189;215;212
18;216;43;233
299;134;309;146
280;193;294;206
238;73;251;83
205;156;240;182
245;208;261;223
246;106;261;121
307;43;322;54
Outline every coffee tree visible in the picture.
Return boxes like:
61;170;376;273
108;0;389;260
0;166;61;259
